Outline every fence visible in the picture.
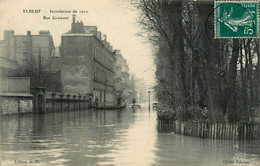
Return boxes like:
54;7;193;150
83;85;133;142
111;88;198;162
45;92;90;113
158;120;260;140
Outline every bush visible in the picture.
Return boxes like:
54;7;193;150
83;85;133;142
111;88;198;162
187;106;208;122
157;104;208;121
157;103;177;120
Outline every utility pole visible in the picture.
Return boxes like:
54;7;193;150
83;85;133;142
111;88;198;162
148;90;151;111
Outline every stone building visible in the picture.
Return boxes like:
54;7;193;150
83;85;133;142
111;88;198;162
60;15;116;106
1;30;55;66
114;49;133;104
0;30;61;92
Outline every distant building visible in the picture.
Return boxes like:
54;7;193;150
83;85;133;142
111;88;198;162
0;30;61;92
60;15;116;106
1;30;54;65
137;77;148;103
114;49;134;104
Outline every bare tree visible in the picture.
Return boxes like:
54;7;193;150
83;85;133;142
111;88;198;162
23;48;53;87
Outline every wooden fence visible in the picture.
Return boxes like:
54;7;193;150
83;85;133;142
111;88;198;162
158;120;260;140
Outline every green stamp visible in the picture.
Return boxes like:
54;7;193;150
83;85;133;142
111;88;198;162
215;1;259;38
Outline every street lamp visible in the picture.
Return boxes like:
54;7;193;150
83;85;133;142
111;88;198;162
148;90;151;111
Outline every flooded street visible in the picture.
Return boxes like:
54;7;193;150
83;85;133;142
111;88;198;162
0;105;259;166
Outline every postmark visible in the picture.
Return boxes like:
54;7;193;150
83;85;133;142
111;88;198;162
215;1;259;38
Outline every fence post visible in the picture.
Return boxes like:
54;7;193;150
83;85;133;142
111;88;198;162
234;124;237;139
244;125;246;140
67;94;70;112
222;124;224;139
224;123;228;139
79;95;81;110
52;92;55;113
60;94;63;112
212;124;214;139
214;124;216;139
181;121;184;135
231;124;234;139
226;123;228;139
227;123;230;139
83;96;86;110
202;122;204;138
220;123;223;139
17;98;20;114
230;124;234;139
197;122;200;138
212;124;215;139
249;125;252;140
258;125;260;140
73;95;76;111
208;123;211;139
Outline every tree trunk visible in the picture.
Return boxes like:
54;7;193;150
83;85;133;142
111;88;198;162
197;1;224;122
256;39;260;101
226;39;239;123
247;41;254;104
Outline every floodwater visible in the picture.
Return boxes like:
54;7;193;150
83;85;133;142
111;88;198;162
0;104;259;166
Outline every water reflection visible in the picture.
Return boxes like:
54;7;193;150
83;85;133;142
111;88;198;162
0;106;259;166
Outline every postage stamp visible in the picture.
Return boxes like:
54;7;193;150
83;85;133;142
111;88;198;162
215;1;259;38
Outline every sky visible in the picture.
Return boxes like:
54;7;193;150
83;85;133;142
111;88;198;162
0;0;155;89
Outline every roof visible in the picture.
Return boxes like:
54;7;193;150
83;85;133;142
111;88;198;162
62;33;94;37
63;25;95;35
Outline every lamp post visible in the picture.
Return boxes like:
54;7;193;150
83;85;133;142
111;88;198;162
148;90;151;111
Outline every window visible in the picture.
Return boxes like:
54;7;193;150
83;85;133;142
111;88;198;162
23;52;27;60
22;41;27;49
94;66;97;78
93;46;96;57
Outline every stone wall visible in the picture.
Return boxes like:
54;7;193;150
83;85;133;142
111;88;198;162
0;96;33;115
0;77;33;115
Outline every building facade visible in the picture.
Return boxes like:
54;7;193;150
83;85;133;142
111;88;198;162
60;15;116;106
0;30;61;92
1;30;55;65
114;49;134;104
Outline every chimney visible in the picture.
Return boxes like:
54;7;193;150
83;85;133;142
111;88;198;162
103;34;107;41
97;31;102;40
72;14;76;23
107;42;110;50
27;31;31;36
39;30;50;35
71;15;76;33
4;30;14;40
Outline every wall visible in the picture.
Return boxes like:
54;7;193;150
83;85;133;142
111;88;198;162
0;77;33;115
1;31;61;93
2;31;54;64
0;77;30;93
45;92;90;112
60;35;93;94
61;18;117;105
0;96;33;115
0;57;22;77
92;37;116;105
